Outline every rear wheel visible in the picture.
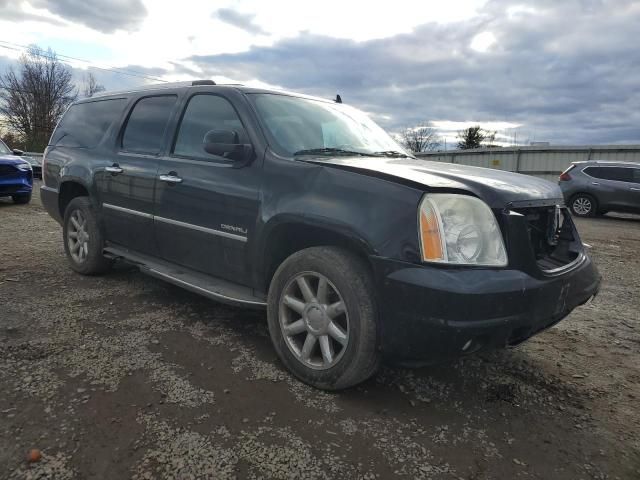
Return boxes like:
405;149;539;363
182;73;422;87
267;246;380;390
570;194;597;217
12;193;31;204
63;197;112;275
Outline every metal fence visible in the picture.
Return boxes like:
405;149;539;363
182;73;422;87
415;145;640;182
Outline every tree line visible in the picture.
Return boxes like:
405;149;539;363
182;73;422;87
0;46;105;152
397;123;499;153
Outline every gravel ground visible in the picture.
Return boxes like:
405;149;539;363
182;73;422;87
1;183;639;479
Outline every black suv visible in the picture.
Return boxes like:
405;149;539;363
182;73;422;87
41;81;600;390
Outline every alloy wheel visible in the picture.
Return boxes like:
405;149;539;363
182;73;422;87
279;272;350;370
573;197;592;215
67;209;90;263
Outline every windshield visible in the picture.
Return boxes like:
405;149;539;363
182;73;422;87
0;139;11;155
250;93;410;158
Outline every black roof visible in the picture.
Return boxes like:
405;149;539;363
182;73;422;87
81;80;335;105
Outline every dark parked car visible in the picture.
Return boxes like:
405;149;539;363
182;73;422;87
0;139;33;204
559;160;640;217
23;154;42;179
40;81;601;390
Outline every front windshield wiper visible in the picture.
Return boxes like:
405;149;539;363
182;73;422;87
293;147;370;157
373;150;414;158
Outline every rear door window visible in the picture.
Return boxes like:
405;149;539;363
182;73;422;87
50;98;127;148
122;95;177;155
584;166;633;182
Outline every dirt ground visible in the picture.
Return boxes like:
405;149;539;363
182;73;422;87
1;183;639;480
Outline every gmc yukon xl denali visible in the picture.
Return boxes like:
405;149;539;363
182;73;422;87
40;81;601;390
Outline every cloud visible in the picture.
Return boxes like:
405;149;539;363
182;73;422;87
470;32;496;52
181;0;640;145
0;0;64;25
212;8;268;36
30;0;147;33
1;0;638;145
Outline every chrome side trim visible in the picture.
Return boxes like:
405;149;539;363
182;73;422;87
103;203;154;219
148;269;266;306
155;215;247;242
101;204;247;241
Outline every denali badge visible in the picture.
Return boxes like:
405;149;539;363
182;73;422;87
221;224;248;235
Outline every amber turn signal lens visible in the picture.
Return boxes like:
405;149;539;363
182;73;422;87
419;207;444;261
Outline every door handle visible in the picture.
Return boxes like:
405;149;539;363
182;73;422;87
158;173;183;184
591;182;599;185
631;187;640;191
105;165;123;174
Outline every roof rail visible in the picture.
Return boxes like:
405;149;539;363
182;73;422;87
192;80;216;86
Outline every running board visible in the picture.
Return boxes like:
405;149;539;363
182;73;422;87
104;246;267;309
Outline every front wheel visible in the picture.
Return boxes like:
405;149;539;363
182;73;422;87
267;246;380;390
63;197;113;275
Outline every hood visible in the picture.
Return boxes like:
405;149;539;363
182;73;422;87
304;156;563;208
0;154;30;167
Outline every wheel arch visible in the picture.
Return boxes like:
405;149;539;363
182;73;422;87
569;191;599;208
259;218;376;293
58;180;91;218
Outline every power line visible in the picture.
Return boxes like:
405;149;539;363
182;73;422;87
0;40;168;83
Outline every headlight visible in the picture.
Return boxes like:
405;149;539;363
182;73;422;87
16;162;32;171
418;194;507;266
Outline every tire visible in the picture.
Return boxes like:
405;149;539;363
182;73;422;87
267;246;380;390
570;193;597;217
62;196;113;275
12;193;31;204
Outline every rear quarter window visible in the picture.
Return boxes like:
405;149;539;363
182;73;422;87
50;98;127;148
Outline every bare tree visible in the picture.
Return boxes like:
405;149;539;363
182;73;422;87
0;127;24;150
399;122;440;153
82;72;105;98
0;46;77;151
457;125;498;150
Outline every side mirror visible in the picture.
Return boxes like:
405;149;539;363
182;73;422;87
12;149;23;156
203;129;253;163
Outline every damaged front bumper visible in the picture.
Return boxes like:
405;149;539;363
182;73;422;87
371;253;601;364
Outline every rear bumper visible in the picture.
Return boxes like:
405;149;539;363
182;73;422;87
371;254;601;363
0;171;32;196
40;185;62;224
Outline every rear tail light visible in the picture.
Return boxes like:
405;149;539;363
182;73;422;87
559;164;575;181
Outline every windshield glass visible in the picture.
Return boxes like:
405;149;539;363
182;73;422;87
0;139;11;155
250;93;410;158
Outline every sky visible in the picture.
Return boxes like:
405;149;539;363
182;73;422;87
0;0;639;147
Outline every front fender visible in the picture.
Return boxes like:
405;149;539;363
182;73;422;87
252;157;426;290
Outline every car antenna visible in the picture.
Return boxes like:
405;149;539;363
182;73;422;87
335;94;342;104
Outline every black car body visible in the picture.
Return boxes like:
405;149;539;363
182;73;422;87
40;81;601;389
23;154;42;179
